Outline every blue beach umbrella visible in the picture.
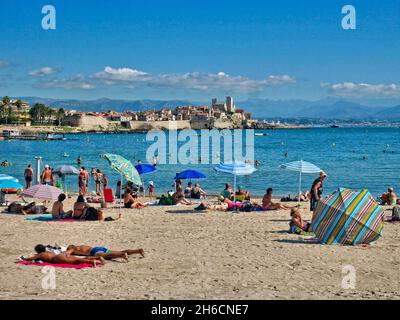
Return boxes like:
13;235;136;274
214;162;256;204
0;174;19;183
135;164;157;175
175;169;206;180
0;179;23;190
135;164;157;196
0;178;23;205
279;160;322;203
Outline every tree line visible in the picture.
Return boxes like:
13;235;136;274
0;96;65;125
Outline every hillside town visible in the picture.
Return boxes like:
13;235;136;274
0;96;260;132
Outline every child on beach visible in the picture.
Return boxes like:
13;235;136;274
289;207;312;234
148;181;154;197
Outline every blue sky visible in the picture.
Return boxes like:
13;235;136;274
0;0;399;101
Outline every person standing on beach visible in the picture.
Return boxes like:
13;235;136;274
152;156;158;167
41;165;52;185
24;164;34;188
310;171;327;211
95;169;103;195
78;167;88;196
77;155;82;165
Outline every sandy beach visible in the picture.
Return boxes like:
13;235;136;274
0;196;398;300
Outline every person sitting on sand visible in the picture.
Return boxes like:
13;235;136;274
123;188;146;209
21;244;103;267
73;195;91;219
289;207;311;234
380;187;397;205
191;183;207;199
262;188;293;210
51;194;73;219
219;183;234;201
172;186;191;205
236;186;250;200
65;244;145;261
184;182;192;198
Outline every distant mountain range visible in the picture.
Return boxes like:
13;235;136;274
13;96;400;120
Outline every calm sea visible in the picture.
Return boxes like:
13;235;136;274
1;127;399;197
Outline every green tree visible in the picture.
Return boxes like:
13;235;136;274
29;103;48;124
2;96;10;106
55;108;65;126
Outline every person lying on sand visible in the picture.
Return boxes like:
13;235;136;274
21;244;103;267
262;188;294;210
65;245;145;261
51;194;73;219
123;188;146;209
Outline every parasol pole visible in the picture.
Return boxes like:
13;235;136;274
233;174;237;211
119;172;123;215
298;170;302;205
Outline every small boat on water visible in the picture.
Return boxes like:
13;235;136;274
255;132;271;136
330;125;340;128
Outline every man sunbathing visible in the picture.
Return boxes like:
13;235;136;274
65;244;145;261
262;188;293;210
21;244;103;267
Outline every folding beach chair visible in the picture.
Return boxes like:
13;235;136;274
103;188;114;203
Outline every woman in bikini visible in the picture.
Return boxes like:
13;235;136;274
73;195;90;219
123;188;146;209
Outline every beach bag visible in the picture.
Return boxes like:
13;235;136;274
392;206;400;221
82;207;100;221
159;194;174;205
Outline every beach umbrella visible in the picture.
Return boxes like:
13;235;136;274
23;184;63;201
0;174;19;183
135;164;157;196
310;188;384;245
102;154;142;186
135;164;157;175
279;160;321;203
52;165;80;194
0;179;23;205
214;162;256;206
102;154;142;212
174;169;206;180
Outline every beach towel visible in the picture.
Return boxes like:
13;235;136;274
25;214;77;222
16;260;100;269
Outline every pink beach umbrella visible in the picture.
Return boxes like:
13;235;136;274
22;184;63;201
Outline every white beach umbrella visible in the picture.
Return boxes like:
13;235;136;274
214;161;256;207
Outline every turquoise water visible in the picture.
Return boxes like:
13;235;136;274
1;128;399;197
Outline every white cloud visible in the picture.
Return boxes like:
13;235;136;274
37;66;297;93
323;82;400;97
91;66;296;93
38;75;95;90
29;67;60;77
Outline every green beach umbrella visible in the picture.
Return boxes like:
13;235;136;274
102;154;142;186
101;153;142;214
